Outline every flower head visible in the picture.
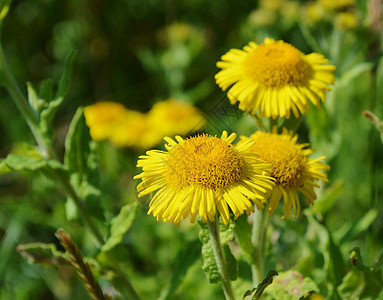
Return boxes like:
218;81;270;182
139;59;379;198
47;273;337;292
148;99;205;137
134;131;275;225
215;38;336;119
109;110;163;149
84;101;127;141
239;128;329;219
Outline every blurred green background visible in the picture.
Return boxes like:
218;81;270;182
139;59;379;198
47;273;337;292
1;0;383;299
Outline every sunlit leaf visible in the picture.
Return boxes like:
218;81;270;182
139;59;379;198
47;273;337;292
101;202;138;252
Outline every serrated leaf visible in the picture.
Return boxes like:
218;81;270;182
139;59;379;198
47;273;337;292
159;239;201;300
16;242;69;267
101;203;138;252
39;49;76;137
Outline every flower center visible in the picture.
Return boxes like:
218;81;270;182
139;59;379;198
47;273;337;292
166;135;244;190
249;133;306;189
244;42;310;87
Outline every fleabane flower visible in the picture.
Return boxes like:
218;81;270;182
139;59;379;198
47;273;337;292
109;110;163;149
134;131;275;225
84;101;127;141
215;38;336;119
148;99;205;137
239;128;329;219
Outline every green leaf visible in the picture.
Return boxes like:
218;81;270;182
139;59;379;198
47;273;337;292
63;107;102;221
27;82;39;112
1;153;67;175
0;0;12;22
16;242;70;267
334;209;378;245
159;239;201;300
255;271;320;300
39;49;76;137
101;202;138;252
38;78;54;102
235;214;256;265
312;180;344;215
339;248;383;299
198;219;237;284
305;210;345;298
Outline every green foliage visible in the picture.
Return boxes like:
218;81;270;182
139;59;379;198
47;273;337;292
199;219;237;283
101;202;138;252
64;107;102;221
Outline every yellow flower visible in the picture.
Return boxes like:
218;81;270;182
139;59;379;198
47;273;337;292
215;38;336;119
109;110;163;149
302;2;326;25
239;128;329;219
248;8;277;27
148;99;205;137
84;101;127;141
134;131;275;225
334;11;358;30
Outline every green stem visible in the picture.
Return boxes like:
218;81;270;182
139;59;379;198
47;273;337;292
207;218;236;300
0;42;56;159
251;209;270;286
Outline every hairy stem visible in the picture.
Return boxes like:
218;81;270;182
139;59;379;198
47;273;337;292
207;218;236;300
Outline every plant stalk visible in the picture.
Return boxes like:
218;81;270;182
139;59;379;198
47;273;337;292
251;209;270;286
0;42;56;159
207;217;236;300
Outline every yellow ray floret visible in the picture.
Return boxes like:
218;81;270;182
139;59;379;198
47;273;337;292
134;131;275;225
215;38;336;119
238;128;330;219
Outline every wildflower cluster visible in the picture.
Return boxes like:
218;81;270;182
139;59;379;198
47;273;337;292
84;99;205;149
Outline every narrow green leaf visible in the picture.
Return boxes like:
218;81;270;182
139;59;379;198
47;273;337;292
235;214;256;265
253;270;278;300
0;0;12;21
16;243;70;267
64;107;102;221
53;49;77;103
39;49;76;136
101;202;138;252
38;78;54;102
335;209;378;245
159;239;201;300
223;244;238;281
27;82;39;112
305;210;345;297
